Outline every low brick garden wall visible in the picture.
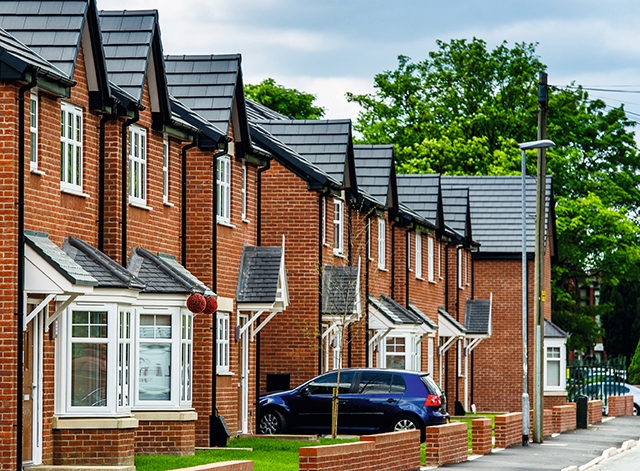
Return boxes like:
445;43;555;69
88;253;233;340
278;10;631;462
494;412;522;449
552;403;576;434
608;395;634;417
424;422;468;467
471;418;492;455
299;430;421;471
588;400;603;425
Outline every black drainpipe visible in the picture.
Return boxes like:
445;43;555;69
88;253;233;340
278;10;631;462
390;222;396;298
364;214;371;366
98;104;118;252
181;135;199;266
405;228;413;307
209;143;228;445
17;73;38;471
347;204;353;367
121;111;139;265
317;192;325;375
255;157;270;430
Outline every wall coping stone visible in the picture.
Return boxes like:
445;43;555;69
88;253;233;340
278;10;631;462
52;417;138;430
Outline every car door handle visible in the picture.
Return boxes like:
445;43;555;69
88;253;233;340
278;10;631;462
386;398;397;403
339;400;348;405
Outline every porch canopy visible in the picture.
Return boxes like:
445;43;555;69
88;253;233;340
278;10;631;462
368;295;436;350
24;230;97;330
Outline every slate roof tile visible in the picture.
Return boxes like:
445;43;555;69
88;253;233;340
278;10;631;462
322;265;359;314
463;299;491;335
236;246;283;303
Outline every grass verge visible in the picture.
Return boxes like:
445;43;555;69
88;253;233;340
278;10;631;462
135;436;358;471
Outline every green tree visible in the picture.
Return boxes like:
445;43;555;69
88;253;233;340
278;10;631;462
629;338;640;385
599;281;640;367
347;38;640;352
245;78;325;119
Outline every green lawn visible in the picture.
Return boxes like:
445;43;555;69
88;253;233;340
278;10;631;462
451;413;497;451
135;437;358;471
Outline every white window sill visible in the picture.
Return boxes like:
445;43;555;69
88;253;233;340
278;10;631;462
61;187;89;198
333;251;346;258
163;201;174;208
129;201;152;211
378;267;389;272
30;168;45;176
217;220;236;229
242;218;250;224
217;370;234;376
415;275;424;281
428;279;437;284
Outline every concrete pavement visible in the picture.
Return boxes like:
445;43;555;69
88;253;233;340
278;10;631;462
422;416;640;471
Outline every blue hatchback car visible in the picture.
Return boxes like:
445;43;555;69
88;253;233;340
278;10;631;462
259;368;449;440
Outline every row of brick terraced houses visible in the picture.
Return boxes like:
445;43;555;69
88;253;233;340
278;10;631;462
0;1;567;469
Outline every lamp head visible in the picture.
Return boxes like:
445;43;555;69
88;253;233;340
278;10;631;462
518;139;555;150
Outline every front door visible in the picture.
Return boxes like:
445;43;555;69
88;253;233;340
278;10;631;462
237;315;250;434
23;304;43;465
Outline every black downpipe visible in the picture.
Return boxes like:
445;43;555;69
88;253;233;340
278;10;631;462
347;205;352;367
255;158;270;431
17;73;38;471
405;229;412;307
317;193;324;375
390;222;396;298
364;215;371;366
121;111;139;265
209;145;227;446
181;136;198;266
455;248;461;407
98;106;118;252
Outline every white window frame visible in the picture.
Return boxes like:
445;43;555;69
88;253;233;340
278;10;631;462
322;197;327;245
241;161;247;221
128;125;147;206
181;311;193;402
118;309;132;409
415;231;422;279
368;219;373;261
438;241;442;279
457;248;463;289
378;217;386;269
162;137;170;204
30;92;38;171
217;312;230;373
217;156;231;224
428;235;435;282
544;339;567;392
333;199;344;255
383;334;421;372
60;101;83;192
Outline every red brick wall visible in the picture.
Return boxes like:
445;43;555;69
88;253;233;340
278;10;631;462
552;403;576;433
299;431;421;471
135;420;195;456
494;412;522;449
607;395;633;417
471;417;492;455
424;422;468;466
588;400;603;424
52;429;135;466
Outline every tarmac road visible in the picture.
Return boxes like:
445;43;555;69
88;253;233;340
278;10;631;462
422;416;640;471
585;440;640;471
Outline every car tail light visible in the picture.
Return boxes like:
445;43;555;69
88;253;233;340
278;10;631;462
424;394;441;407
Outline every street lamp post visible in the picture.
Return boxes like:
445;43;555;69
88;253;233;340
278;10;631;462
518;139;555;446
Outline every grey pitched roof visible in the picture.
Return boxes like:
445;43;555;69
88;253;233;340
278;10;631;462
545;318;568;338
441;185;472;243
236;246;283;303
0;25;72;85
256;119;353;187
127;247;209;295
397;174;441;227
164;54;242;136
322;265;359;314
249;122;340;191
463;299;491;335
369;294;425;326
98;9;157;102
441;176;553;254
407;301;438;330
353;144;394;208
62;237;145;290
24;230;97;286
246;97;288;121
170;95;227;146
438;306;466;333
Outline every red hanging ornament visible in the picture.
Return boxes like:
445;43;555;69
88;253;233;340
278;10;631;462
186;293;206;313
203;295;218;314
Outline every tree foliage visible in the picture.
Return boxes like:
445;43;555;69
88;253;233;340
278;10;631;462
629;338;640;385
599;281;640;366
245;78;325;119
347;38;640;352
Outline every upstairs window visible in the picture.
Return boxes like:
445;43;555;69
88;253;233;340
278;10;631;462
378;217;386;269
428;236;435;282
128;126;147;206
60;102;83;192
241;162;247;220
217;313;230;373
162;138;170;204
415;231;422;278
333;199;344;255
29;93;38;171
217;156;231;224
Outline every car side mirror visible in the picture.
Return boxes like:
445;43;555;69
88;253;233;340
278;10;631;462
300;387;311;397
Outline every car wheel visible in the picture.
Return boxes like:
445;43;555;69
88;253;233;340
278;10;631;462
634;404;639;416
390;415;425;442
259;409;286;435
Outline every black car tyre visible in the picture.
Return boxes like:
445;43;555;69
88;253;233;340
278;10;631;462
634;404;639;416
259;409;286;435
391;415;419;432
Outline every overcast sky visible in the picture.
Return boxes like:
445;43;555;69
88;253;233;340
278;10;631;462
100;0;640;127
